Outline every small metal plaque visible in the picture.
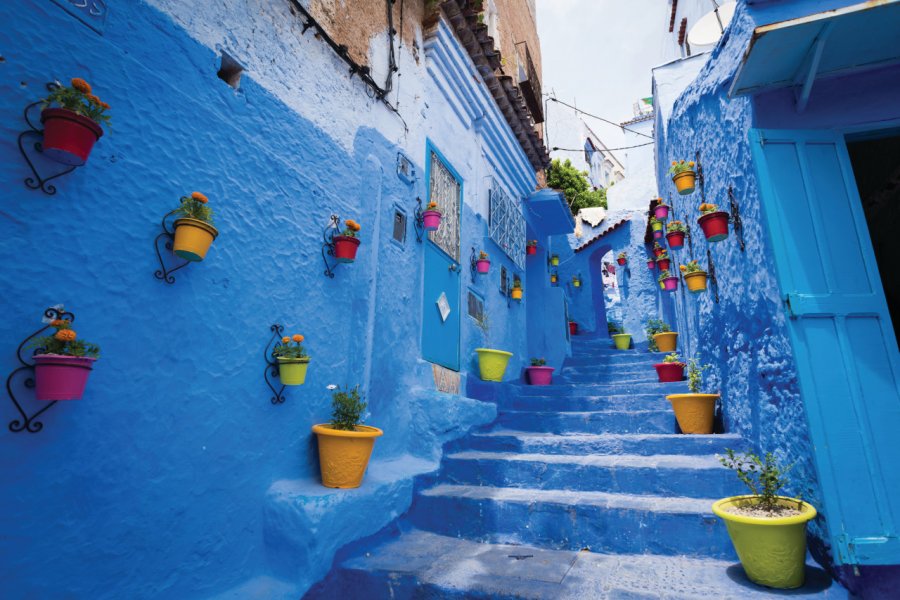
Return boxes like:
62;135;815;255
50;0;108;35
436;292;451;322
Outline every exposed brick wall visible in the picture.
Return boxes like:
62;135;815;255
494;0;541;84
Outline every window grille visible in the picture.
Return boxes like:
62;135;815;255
392;209;407;244
488;178;526;270
467;291;485;323
428;151;460;261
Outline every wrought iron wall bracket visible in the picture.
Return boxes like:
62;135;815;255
728;185;745;251
6;307;75;433
695;151;706;202
469;247;479;278
413;197;425;243
686;223;695;259
18;84;79;195
153;204;192;284
321;214;342;278
264;324;287;405
707;248;720;304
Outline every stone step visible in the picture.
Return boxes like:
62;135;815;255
304;528;847;599
441;451;743;497
511;380;690;397
497;392;669;412
454;430;743;456
408;484;734;558
557;371;662;385
565;353;669;366
496;409;678;434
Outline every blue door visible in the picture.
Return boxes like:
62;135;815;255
421;146;462;370
751;128;900;566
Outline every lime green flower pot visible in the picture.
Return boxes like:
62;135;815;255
612;334;631;350
712;495;817;589
475;348;513;382
277;357;310;385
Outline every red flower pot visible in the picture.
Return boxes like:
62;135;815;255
333;235;361;263
653;230;664;239
654;362;685;383
476;259;490;274
657;258;671;271
40;108;104;166
654;247;664;257
526;245;537;255
654;205;670;220
526;366;554;386
422;210;442;231
569;321;578;335
663;276;679;291
34;354;97;401
617;258;627;266
666;231;685;249
698;211;730;242
647;259;655;270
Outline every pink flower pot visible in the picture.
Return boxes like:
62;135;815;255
654;362;685;383
569;322;578;335
526;366;554;385
422;210;442;231
663;276;679;291
33;354;97;401
654;205;670;220
476;259;490;274
647;260;656;270
526;245;537;255
653;230;664;239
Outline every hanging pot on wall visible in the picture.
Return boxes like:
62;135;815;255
333;235;361;263
666;231;685;249
277;357;310;385
672;170;696;195
653;246;664;257
647;259;655;270
657;258;671;271
663;276;679;291
526;242;537;255
511;287;523;300
40;108;104;166
476;258;491;274
33;354;98;401
550;255;560;266
698;211;730;242
684;271;708;293
173;218;219;262
654;204;670;220
422;209;442;231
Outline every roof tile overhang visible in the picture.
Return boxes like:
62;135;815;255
440;0;551;171
575;218;631;253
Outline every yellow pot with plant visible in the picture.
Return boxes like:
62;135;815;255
550;254;560;266
653;331;678;352
171;192;219;261
511;276;523;300
714;451;818;589
669;159;696;195
667;358;719;434
681;260;708;293
313;385;382;488
474;314;512;381
272;333;310;385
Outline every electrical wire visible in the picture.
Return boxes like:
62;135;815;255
552;141;655;152
546;96;655;139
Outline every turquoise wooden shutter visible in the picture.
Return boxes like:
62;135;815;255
751;128;900;566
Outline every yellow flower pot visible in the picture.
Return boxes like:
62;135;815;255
511;288;523;300
312;423;383;488
573;280;581;288
475;348;513;382
612;334;631;350
173;218;218;261
684;271;708;292
277;357;310;385
672;170;696;195
550;256;560;266
666;393;719;434
712;496;817;589
653;332;678;352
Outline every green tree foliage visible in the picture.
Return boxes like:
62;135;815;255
546;159;608;213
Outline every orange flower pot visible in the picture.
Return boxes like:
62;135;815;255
684;271;708;293
511;288;523;300
173;218;218;262
672;171;696;195
653;332;678;352
312;424;383;488
667;393;719;434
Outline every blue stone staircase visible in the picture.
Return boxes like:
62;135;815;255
305;338;848;599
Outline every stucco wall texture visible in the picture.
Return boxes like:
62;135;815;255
0;2;549;598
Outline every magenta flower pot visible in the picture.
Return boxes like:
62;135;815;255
654;205;669;220
422;210;442;231
476;259;490;274
33;354;97;401
647;260;656;270
663;276;679;291
653;230;664;239
526;366;554;385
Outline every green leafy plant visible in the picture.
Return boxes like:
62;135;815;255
43;77;111;127
512;275;522;289
719;449;800;513
656;250;670;261
530;357;547;366
272;333;308;360
341;218;361;237
686;358;711;393
174;192;214;224
649;216;661;228
546;158;608;212
666;220;686;233
478;250;489;261
668;159;696;176
663;352;682;364
645;319;670;352
617;251;627;260
658;270;673;283
527;240;537;247
572;275;581;285
653;241;664;253
329;385;367;431
681;259;704;274
607;321;623;335
699;203;719;215
30;318;100;358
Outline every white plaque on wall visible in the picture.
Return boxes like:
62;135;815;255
436;292;451;322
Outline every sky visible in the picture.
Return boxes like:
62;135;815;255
536;0;674;150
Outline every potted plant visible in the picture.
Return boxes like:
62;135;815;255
172;192;219;262
653;242;664;258
650;216;664;239
550;272;558;286
656;250;671;272
511;275;523;300
697;203;730;242
312;385;383;488
616;252;627;266
669;160;696;195
654;200;669;221
714;450;817;589
645;319;670;352
646;257;656;270
550;254;560;266
609;322;631;350
526;240;538;255
651;321;677;352
422;201;442;231
334;219;362;262
666;358;718;433
525;357;554;386
568;321;578;335
680;260;708;293
666;220;686;249
475;251;491;274
654;352;685;383
659;270;678;291
30;318;99;401
474;314;512;382
40;78;110;166
272;333;310;385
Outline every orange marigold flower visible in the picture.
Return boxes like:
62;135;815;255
427;201;438;209
54;329;77;342
680;265;687;272
87;94;102;106
688;161;695;167
345;219;354;228
50;319;70;328
670;161;677;166
71;78;92;94
281;336;290;344
292;334;304;343
100;101;110;110
191;191;208;204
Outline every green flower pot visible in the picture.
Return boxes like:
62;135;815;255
612;334;631;350
277;357;310;385
475;348;513;382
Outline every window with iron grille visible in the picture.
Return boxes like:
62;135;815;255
489;178;525;270
467;290;485;323
392;208;407;244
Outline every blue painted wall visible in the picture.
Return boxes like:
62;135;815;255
0;2;550;598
